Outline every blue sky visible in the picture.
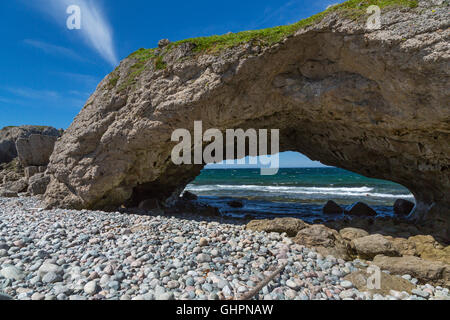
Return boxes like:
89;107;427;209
0;0;340;167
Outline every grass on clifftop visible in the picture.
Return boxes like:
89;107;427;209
173;0;417;52
114;0;417;92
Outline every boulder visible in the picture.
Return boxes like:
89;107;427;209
339;227;369;242
391;237;417;256
27;173;51;195
158;39;171;48
323;200;343;214
16;134;58;167
0;126;61;165
394;199;415;216
408;235;450;265
351;234;400;260
345;202;377;217
3;178;28;193
181;191;198;201
372;255;450;287
293;224;350;260
343;270;415;296
247;218;308;237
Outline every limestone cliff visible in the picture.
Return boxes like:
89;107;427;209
44;1;449;236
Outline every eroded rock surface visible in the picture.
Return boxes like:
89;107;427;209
44;2;449;237
0;126;61;165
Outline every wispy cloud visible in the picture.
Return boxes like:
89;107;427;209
23;39;85;62
30;0;118;66
1;86;87;110
4;87;60;100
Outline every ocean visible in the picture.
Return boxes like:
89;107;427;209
184;167;415;222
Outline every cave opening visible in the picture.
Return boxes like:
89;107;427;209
181;151;415;223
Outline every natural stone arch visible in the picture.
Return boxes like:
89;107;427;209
45;5;449;238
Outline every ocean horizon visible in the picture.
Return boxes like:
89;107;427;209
185;167;414;222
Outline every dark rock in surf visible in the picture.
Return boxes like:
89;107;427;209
345;202;377;217
394;199;415;216
323;200;344;214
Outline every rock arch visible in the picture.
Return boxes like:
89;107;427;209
45;5;449;237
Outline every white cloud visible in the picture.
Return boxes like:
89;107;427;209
4;87;60;100
33;0;118;66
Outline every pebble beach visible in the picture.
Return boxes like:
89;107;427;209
0;196;448;301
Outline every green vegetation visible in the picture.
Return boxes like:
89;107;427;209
113;0;418;92
154;56;167;70
171;0;418;52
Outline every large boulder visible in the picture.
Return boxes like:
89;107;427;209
408;235;450;265
339;227;369;242
343;270;415;296
42;1;450;241
394;199;415;216
351;234;400;260
372;255;450;287
0;126;61;165
16;134;58;167
247;218;308;237
293;224;350;260
323;200;344;214
345;202;377;217
27;173;51;195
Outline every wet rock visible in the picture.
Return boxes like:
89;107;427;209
181;191;198;201
345;202;377;217
394;199;415;216
323;200;344;214
247;218;308;237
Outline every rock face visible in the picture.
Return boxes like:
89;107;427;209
16;134;58;167
0;126;61;165
43;2;449;237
